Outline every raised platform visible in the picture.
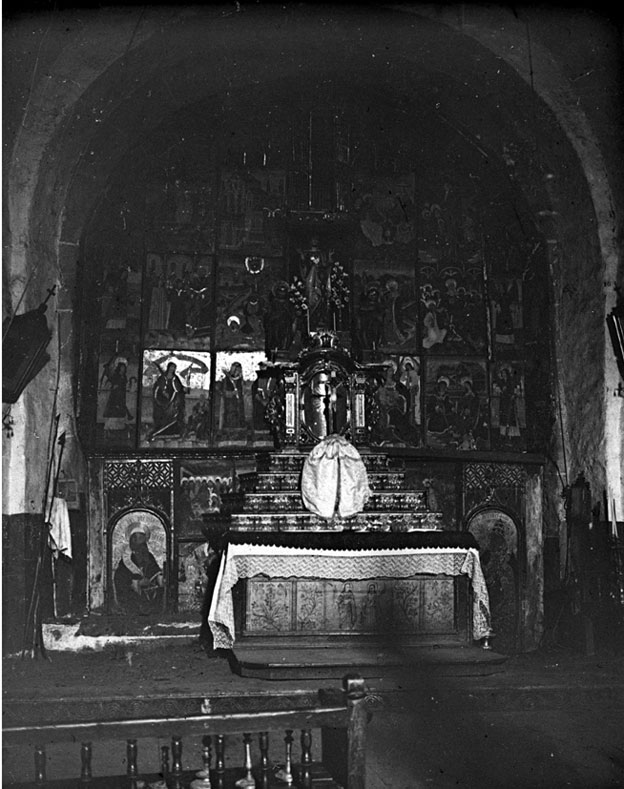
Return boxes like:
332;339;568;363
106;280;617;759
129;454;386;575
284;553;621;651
232;643;508;680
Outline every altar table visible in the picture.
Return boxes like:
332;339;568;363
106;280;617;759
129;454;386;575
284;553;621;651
208;532;492;649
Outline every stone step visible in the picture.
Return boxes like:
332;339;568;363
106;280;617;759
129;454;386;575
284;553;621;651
239;490;426;513
229;510;443;531
253;470;407;492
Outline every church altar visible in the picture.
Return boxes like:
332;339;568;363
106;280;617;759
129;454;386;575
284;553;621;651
208;531;492;650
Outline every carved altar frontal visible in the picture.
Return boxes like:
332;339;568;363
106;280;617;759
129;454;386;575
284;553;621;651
244;576;461;638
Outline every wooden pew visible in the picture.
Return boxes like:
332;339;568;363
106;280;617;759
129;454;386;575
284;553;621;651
3;674;369;788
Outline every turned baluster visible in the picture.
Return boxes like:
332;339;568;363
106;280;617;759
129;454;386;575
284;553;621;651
34;745;46;785
126;739;138;785
259;731;270;787
234;732;255;788
190;736;213;789
160;745;170;778
171;736;183;775
214;734;226;789
300;729;312;788
80;742;92;783
282;729;294;785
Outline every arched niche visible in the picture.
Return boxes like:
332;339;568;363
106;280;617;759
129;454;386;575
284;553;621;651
107;508;171;616
467;508;522;653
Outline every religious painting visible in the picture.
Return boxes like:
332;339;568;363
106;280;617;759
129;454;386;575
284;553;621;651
406;461;458;528
213;351;272;447
424;358;489;450
367;353;422;448
145;179;217;249
219;169;286;255
144;252;214;349
109;510;167;615
139;349;212;448
177;541;211;613
350;173;417;258
468;510;519;652
489;277;524;358
352;259;419;356
99;259;142;338
490;361;527;451
215;255;287;351
95;345;139;448
176;456;256;538
419;258;487;355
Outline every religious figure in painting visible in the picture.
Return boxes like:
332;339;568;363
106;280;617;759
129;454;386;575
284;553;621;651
421;295;448;350
427;376;453;436
114;522;164;615
356;281;385;351
382;277;417;347
101;355;133;435
360;583;381;630
398;356;421;427
337;582;357;630
150;361;187;440
185;393;211;441
493;366;523;439
220;361;246;429
457;376;482;446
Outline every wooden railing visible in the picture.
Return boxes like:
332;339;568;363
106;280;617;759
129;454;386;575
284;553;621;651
3;674;369;788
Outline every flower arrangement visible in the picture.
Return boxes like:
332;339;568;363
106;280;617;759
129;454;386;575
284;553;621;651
329;261;350;310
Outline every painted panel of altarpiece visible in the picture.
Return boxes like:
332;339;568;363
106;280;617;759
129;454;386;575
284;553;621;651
245;578;457;636
419;259;487;356
367;353;422;448
139;349;212;448
96;344;140;449
350;174;418;259
424;358;490;450
489;277;524;359
177;542;211;613
215;255;288;351
144;252;214;350
176;456;256;538
219;169;286;256
490;360;527;451
352;259;419;356
95;260;143;449
213;351;273;448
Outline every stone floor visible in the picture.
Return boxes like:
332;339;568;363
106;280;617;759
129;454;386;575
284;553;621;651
3;640;624;788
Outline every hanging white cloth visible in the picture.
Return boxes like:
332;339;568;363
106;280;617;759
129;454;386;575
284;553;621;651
47;496;72;560
301;434;371;519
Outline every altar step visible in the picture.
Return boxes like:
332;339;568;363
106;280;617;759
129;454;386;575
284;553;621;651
237;490;426;513
229;509;443;531
251;470;407;492
231;643;508;681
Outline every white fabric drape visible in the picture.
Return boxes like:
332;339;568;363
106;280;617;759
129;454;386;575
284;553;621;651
47;496;72;560
301;435;371;519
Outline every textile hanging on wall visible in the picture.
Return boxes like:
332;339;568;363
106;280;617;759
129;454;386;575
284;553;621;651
301;434;371;519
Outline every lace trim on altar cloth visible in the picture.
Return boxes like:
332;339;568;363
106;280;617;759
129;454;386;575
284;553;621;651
208;546;492;649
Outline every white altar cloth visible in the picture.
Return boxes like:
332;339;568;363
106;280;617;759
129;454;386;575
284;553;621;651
208;543;492;649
